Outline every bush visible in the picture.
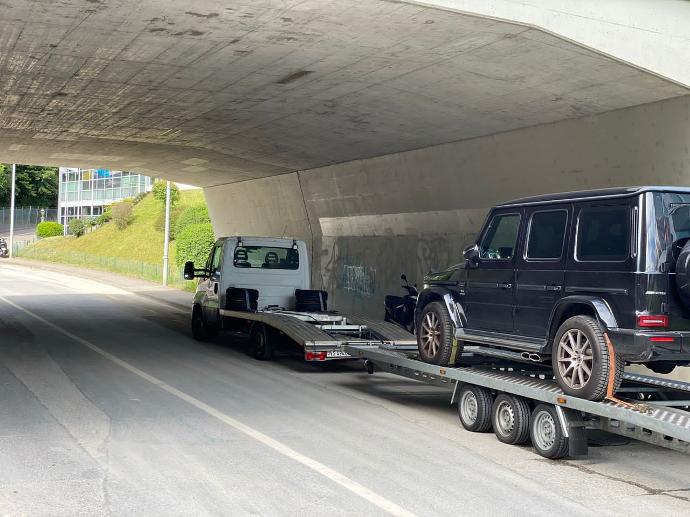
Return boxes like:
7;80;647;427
36;221;64;238
132;192;148;205
174;204;210;239
175;222;215;268
112;200;134;230
85;216;98;228
152;180;180;206
68;218;86;237
97;205;112;225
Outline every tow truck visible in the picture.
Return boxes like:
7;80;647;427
184;236;415;361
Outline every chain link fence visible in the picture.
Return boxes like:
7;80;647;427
0;207;58;225
16;246;188;287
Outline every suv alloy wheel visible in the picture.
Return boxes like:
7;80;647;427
552;315;624;401
417;301;455;365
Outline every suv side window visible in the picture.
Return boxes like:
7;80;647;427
526;210;568;260
576;206;630;261
479;213;521;260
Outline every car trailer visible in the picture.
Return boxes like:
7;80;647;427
219;307;417;360
344;343;690;459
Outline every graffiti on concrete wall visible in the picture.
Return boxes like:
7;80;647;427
341;264;376;296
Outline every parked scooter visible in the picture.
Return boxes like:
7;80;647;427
384;273;418;333
0;237;8;258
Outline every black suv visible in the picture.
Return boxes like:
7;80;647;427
415;187;690;401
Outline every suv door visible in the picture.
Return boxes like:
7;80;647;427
465;210;522;332
515;206;570;339
202;243;223;328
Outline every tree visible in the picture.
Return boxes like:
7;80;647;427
68;218;86;237
111;200;134;230
0;164;59;207
152;180;180;207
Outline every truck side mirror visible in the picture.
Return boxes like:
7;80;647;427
183;261;196;280
463;245;480;266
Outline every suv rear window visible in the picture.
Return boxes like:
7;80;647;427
577;206;630;261
526;210;567;259
479;213;520;260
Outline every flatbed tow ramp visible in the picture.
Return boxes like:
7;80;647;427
344;344;690;459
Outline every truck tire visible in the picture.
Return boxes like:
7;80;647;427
492;394;531;445
250;323;274;361
417;301;455;366
457;384;493;432
552;315;624;401
191;305;210;341
530;404;569;459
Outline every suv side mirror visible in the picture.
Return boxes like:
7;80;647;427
463;245;480;266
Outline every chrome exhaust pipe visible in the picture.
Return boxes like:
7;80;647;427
521;352;543;363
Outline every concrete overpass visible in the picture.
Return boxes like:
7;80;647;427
1;0;689;313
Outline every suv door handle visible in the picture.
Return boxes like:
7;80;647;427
498;283;512;289
545;285;562;292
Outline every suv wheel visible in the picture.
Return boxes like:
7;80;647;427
552;315;624;401
417;301;455;365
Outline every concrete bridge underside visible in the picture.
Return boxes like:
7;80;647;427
1;0;689;313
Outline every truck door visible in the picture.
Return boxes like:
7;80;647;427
514;206;570;338
203;243;223;329
465;210;522;332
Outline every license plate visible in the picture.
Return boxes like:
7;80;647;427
326;350;351;358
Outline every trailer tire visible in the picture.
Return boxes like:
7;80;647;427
191;305;210;341
552;315;623;401
492;394;531;445
530;404;569;459
417;301;455;366
458;384;493;432
250;323;274;361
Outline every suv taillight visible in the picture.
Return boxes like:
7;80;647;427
637;314;668;328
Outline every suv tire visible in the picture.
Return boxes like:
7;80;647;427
552;315;624;401
417;301;455;366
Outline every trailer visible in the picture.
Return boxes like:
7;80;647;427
344;343;690;459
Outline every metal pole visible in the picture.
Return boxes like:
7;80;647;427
9;164;16;258
162;180;171;286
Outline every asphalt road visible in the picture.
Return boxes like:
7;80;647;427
1;263;689;516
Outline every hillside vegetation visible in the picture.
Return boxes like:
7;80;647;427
19;189;212;288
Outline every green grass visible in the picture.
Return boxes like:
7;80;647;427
19;190;207;289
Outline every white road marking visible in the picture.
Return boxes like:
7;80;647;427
0;294;417;517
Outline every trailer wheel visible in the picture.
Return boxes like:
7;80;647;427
492;394;531;445
417;301;455;366
458;384;493;432
250;323;274;361
191;306;210;341
530;404;569;459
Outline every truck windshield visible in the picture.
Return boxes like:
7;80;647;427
646;192;690;272
233;246;299;270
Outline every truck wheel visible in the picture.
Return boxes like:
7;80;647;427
457;384;493;432
530;404;569;459
492;394;531;445
250;323;274;361
191;306;210;341
552;315;624;401
417;301;454;366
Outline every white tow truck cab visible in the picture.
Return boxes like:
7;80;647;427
184;236;415;361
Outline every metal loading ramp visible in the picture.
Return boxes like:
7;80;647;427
344;344;690;457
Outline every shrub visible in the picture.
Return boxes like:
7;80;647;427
68;218;86;237
174;204;210;239
112;200;134;230
36;221;64;238
175;222;215;268
132;191;148;205
85;216;98;228
154;205;182;235
152;180;180;206
97;205;112;225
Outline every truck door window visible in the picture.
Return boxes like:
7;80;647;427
479;213;520;260
210;246;222;275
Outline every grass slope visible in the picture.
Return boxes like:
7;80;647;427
20;190;206;286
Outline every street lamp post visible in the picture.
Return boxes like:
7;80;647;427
162;181;171;286
8;163;16;259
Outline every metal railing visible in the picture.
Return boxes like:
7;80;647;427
0;207;58;225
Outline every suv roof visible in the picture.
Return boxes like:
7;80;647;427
497;186;690;208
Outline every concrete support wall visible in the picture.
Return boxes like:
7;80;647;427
206;95;690;317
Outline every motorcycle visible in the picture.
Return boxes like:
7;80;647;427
0;237;8;258
384;273;418;333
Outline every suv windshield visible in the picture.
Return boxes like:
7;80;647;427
233;245;299;270
646;192;690;272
